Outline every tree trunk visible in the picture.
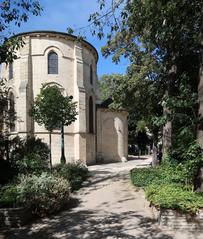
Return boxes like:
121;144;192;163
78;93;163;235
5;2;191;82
152;143;158;167
49;132;52;169
162;105;172;155
162;63;176;155
197;14;203;192
151;128;159;166
197;13;203;146
60;125;66;164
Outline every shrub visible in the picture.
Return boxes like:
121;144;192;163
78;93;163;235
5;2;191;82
10;136;49;167
0;159;17;185
0;136;50;184
157;163;189;185
17;172;70;217
131;164;188;188
53;163;88;191
0;184;19;208
131;155;203;213
6;136;49;176
130;167;159;187
16;153;48;175
146;184;203;214
182;143;203;185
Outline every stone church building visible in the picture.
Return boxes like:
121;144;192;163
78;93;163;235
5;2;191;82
0;31;128;165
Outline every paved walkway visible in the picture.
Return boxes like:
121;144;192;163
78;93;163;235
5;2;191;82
1;156;202;239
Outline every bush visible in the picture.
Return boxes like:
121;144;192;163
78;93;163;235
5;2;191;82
131;152;203;213
16;153;48;175
0;184;19;208
53;163;88;191
10;136;49;167
131;167;159;187
17;172;70;217
182;143;203;185
131;163;188;188
146;184;203;214
0;159;17;185
5;136;49;176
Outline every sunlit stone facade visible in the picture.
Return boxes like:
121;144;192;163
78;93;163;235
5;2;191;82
0;31;128;165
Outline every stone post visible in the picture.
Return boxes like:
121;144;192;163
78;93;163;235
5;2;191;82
115;117;127;162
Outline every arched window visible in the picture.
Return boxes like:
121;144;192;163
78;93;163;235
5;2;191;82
89;96;94;133
90;64;93;85
9;63;13;80
48;51;58;74
9;92;15;132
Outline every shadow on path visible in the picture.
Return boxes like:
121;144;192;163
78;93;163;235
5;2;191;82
1;157;174;239
3;210;173;239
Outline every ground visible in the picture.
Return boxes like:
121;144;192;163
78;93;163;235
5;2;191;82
1;156;202;239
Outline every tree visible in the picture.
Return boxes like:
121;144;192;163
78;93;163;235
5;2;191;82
98;70;163;153
0;0;42;160
31;85;77;167
89;0;202;154
0;0;42;64
98;74;124;101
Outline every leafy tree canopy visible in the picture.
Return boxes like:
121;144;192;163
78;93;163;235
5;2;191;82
93;0;202;153
31;85;78;132
0;0;42;64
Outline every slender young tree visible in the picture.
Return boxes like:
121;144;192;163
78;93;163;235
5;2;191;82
31;85;77;167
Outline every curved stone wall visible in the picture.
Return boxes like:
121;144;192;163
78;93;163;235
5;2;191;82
0;31;98;165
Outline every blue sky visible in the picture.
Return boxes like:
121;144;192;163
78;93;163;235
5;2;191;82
13;0;129;77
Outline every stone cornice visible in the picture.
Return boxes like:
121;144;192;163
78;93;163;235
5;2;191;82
12;30;99;62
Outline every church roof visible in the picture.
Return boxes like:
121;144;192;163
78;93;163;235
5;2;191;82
12;30;99;62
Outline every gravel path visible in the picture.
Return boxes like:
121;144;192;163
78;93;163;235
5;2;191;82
1;156;202;239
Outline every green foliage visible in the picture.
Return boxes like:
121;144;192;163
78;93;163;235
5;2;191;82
10;136;49;162
16;153;48;175
53;163;89;191
67;27;74;35
0;184;19;208
90;0;201;154
131;168;159;187
0;136;49;184
91;0;201;64
9;136;50;173
98;73;160;147
97;74;124;101
136;120;147;132
146;184;203;214
181;143;203;185
17;172;70;217
131;163;188;188
0;0;42;64
31;85;77;132
131;145;203;213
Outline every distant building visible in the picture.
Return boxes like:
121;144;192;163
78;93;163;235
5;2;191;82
0;31;128;165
